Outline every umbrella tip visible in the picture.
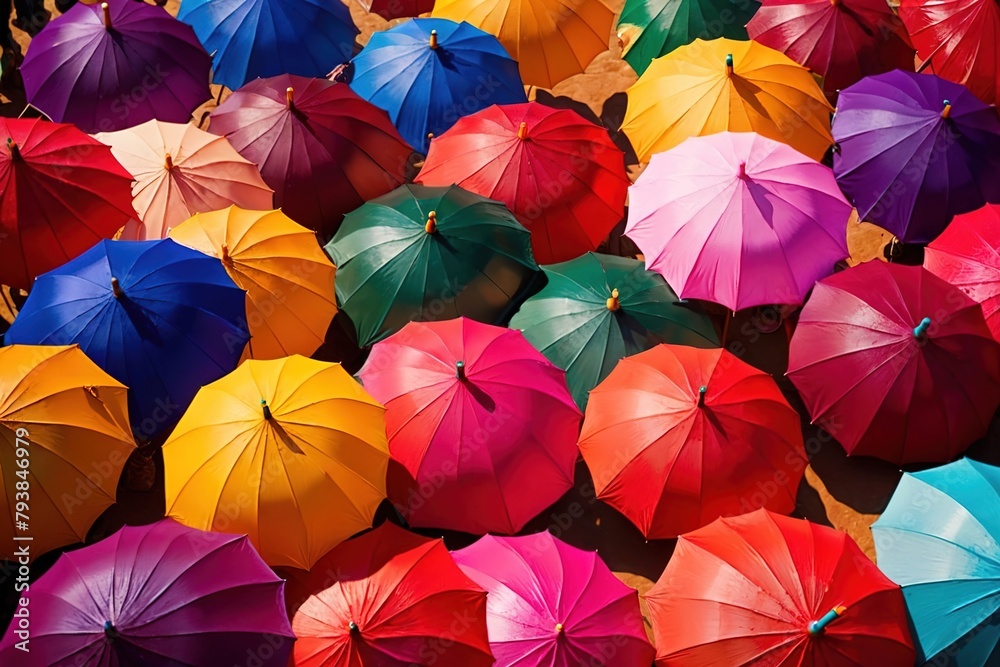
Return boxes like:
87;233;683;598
697;385;707;407
5;138;20;161
606;288;620;311
913;317;932;339
103;620;116;640
725;53;734;76
738;161;748;179
427;132;434;142
286;87;294;110
111;277;123;299
517;121;528;140
555;623;564;634
807;605;846;635
101;2;111;29
348;621;360;634
456;360;466;380
221;243;232;263
260;399;273;420
429;29;438;49
941;101;951;118
164;153;173;170
425;210;437;234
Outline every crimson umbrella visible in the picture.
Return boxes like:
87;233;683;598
360;0;433;19
787;260;1000;464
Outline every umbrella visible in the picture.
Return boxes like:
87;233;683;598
872;458;1000;666
626;132;851;311
415;102;629;264
0;345;134;561
95;120;273;241
432;0;616;88
209;75;413;240
0;118;135;291
177;0;358;90
358;318;581;535
578;344;807;539
452;532;655;666
361;0;434;19
832;70;1000;244
648;509;916;666
163;355;389;569
348;18;527;154
291;522;493;666
0;519;294;667
622;38;833;163
21;0;211;134
508;252;719;410
924;204;1000;341
170;206;338;360
326;184;540;348
787;261;1000;464
5;239;249;442
747;0;915;97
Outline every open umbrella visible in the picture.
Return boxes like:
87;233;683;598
209;75;413;240
358;318;581;535
452;532;655;666
170;206;338;360
648;509;915;666
0;519;294;667
361;0;434;20
415;102;629;264
0;345;134;561
622;38;833;163
327;184;540;348
348;19;526;154
509;252;719;410
95;120;273;241
5;239;250;442
291;522;493;667
787;261;1000;464
0;118;135;291
626;132;851;311
21;0;211;134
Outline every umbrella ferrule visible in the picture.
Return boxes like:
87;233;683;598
101;2;111;30
606;288;620;311
807;605;846;635
555;623;564;634
518;122;528;140
286;87;294;110
221;243;232;263
425;211;437;234
348;621;360;634
725;54;734;77
111;277;124;299
261;399;273;420
164;153;174;170
103;620;116;640
6;138;20;161
738;161;747;179
429;30;438;49
913;317;932;338
941;101;951;119
697;385;707;407
456;360;466;380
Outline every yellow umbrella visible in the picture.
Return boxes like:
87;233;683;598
622;38;834;163
432;0;616;88
0;345;134;560
162;356;389;569
170;206;337;361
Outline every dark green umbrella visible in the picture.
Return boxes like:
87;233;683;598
509;252;719;409
326;184;540;347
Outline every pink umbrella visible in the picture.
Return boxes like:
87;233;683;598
626;131;851;311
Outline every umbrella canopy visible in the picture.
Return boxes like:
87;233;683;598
326;184;540;348
5;239;249;442
787;261;1000;464
170;206;337;360
452;532;655;666
95;120;273;241
178;0;358;90
0;519;294;667
578;344;807;539
0;345;133;561
622;38;833;163
626;132;851;311
873;458;1000;666
0;118;135;291
648;509;915;666
358;318;581;535
21;0;211;134
432;0;616;88
348;19;526;154
291;522;493;667
360;0;434;20
209;75;413;240
415;102;629;264
832;70;1000;244
163;356;389;569
509;252;719;410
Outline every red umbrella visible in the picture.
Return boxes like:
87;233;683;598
646;509;915;666
291;522;493;667
0;118;135;290
415;102;629;265
788;260;1000;464
360;0;433;19
578;344;807;539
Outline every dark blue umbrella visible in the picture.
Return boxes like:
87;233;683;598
6;239;250;442
348;18;526;153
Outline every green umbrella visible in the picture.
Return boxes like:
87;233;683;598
326;184;540;347
509;252;719;409
617;0;759;76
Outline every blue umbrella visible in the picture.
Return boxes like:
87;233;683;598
348;18;526;153
6;239;250;442
872;458;1000;666
178;0;358;90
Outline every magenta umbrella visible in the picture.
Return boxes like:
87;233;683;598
626;132;851;311
452;532;655;666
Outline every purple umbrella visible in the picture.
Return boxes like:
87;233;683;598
0;519;294;667
21;0;211;134
833;70;1000;244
